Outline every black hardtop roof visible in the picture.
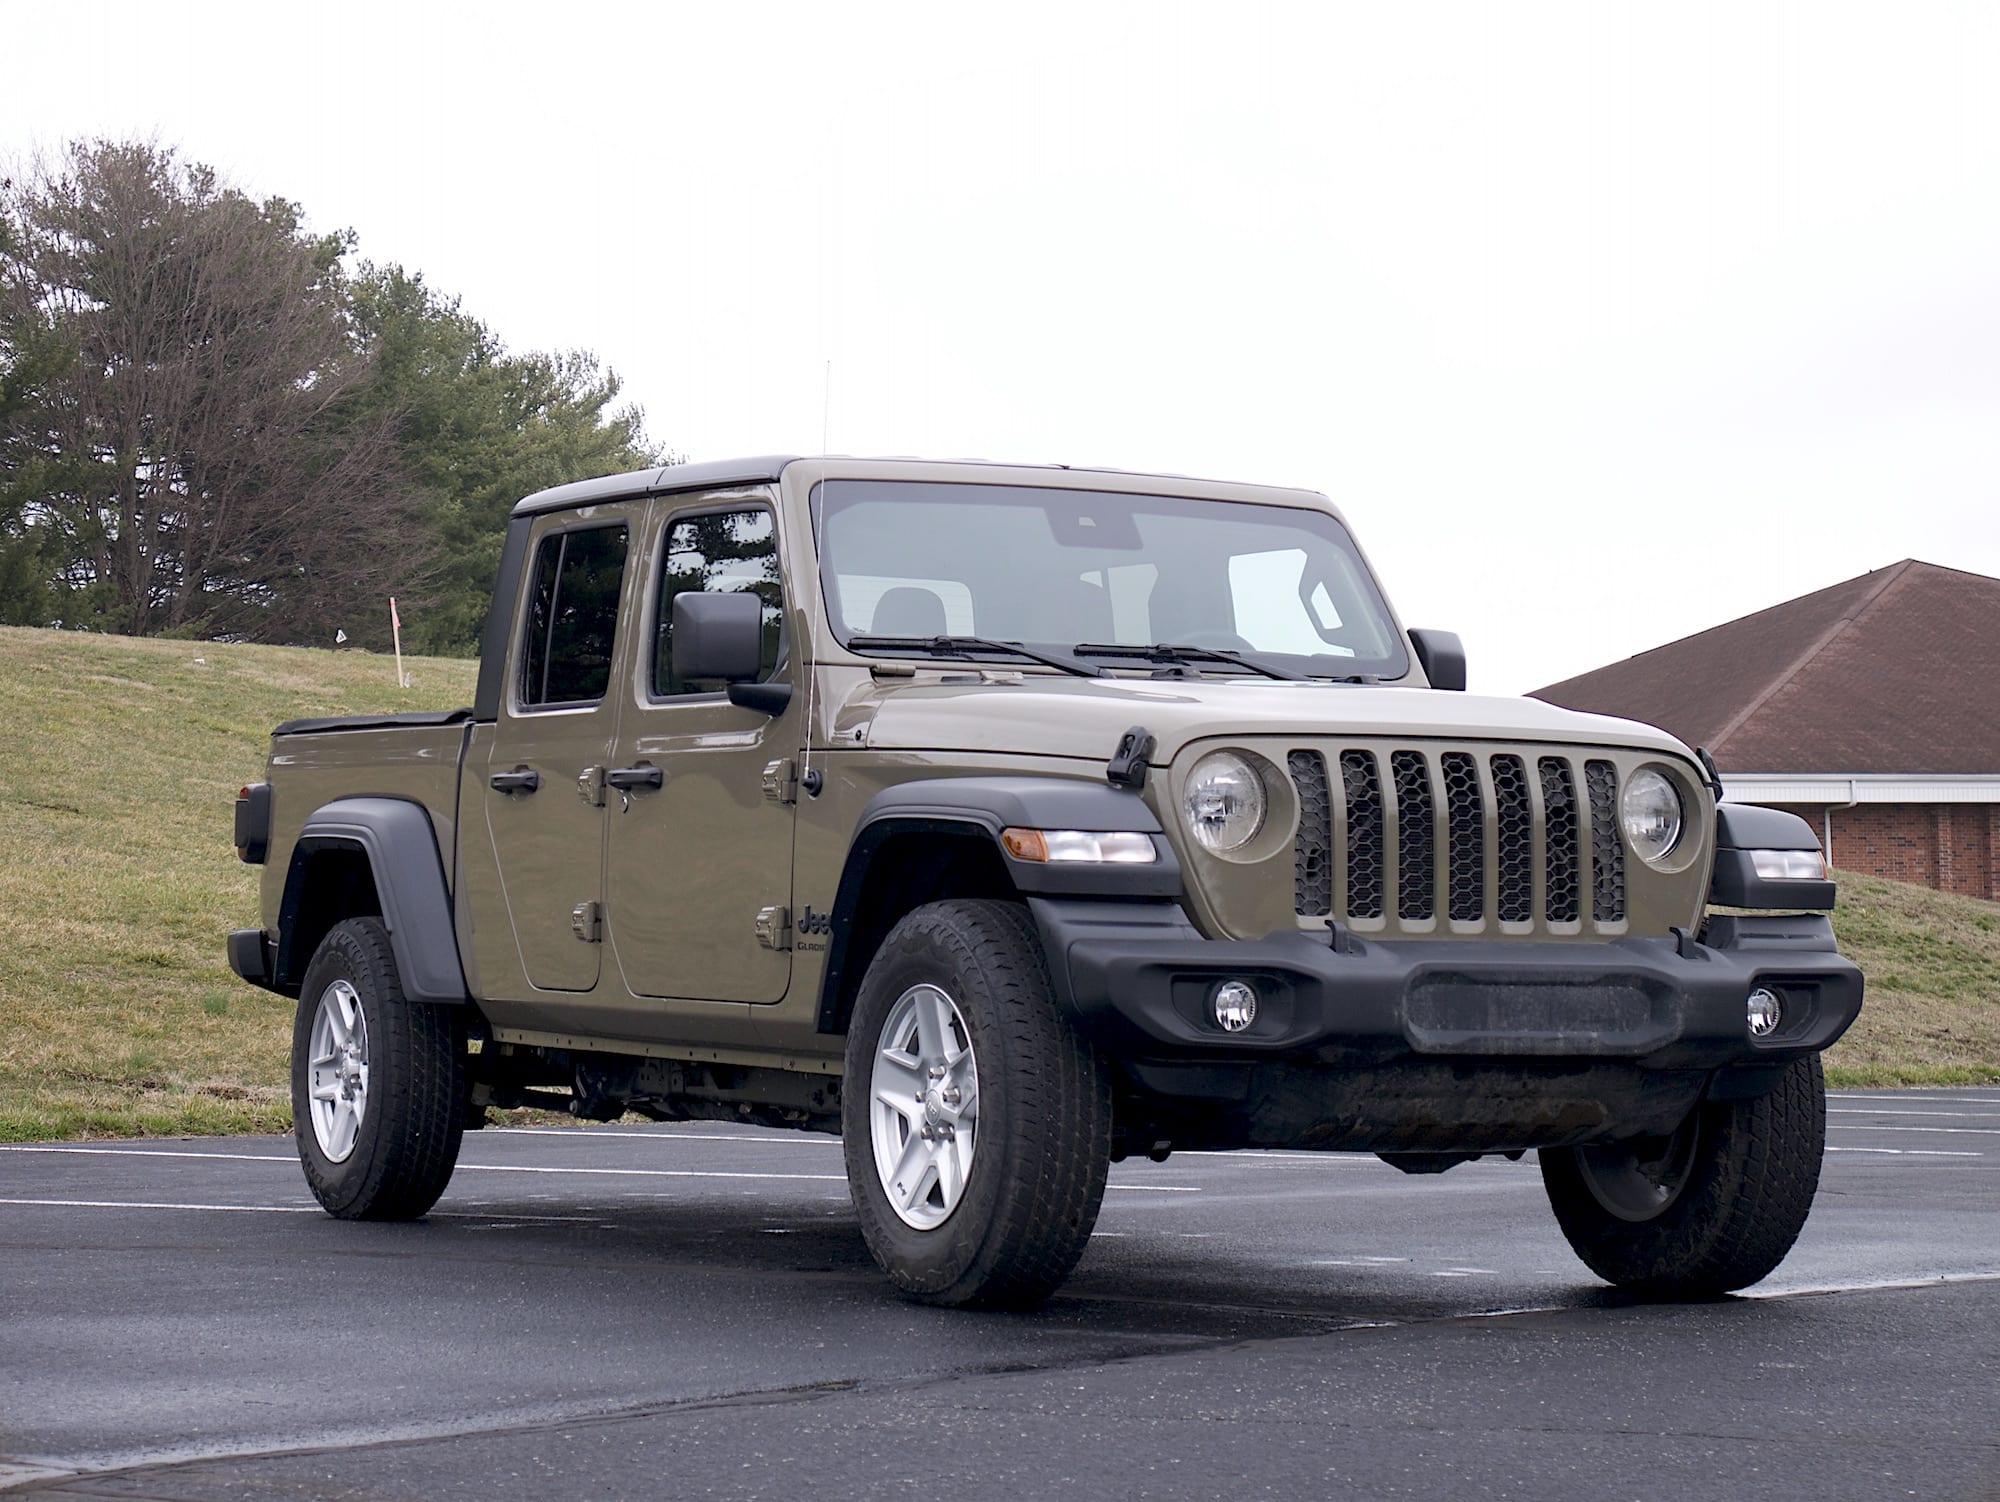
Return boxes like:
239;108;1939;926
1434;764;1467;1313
511;456;798;516
509;455;1328;518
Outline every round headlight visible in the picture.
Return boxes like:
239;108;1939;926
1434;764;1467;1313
1183;751;1267;854
1621;769;1684;865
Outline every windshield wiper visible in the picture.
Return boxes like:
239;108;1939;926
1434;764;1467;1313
847;634;1107;679
1072;642;1307;682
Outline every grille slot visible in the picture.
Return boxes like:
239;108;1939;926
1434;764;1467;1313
1539;757;1582;923
1290;750;1333;917
1440;751;1485;921
1391;751;1435;920
1490;754;1534;923
1586;759;1626;923
1340;750;1385;920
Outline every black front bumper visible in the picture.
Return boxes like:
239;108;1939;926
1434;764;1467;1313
1031;902;1862;1070
1028;901;1862;1153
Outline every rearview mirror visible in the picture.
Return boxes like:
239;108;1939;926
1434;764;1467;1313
1408;628;1466;692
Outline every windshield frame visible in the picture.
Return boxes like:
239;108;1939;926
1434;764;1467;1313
808;479;1411;682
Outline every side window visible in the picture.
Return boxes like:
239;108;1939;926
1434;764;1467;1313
653;508;784;697
518;523;630;708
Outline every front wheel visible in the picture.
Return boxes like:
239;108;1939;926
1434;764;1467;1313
1540;1054;1826;1296
291;917;467;1220
841;899;1112;1309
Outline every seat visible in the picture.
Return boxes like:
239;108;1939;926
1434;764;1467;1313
871;586;948;637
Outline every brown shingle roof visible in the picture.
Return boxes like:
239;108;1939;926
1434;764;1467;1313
1531;560;2000;774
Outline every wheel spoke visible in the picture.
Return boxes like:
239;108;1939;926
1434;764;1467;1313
873;1054;926;1106
887;1128;935;1213
309;1081;339;1103
937;1132;968;1207
911;986;947;1066
326;1102;355;1160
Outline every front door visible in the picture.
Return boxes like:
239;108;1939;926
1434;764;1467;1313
483;505;640;994
603;495;797;1004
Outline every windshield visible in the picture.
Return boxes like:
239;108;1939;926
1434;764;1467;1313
813;481;1408;679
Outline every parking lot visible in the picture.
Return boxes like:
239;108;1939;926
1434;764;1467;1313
3;1089;1997;1500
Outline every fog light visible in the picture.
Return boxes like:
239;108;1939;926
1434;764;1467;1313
1212;980;1258;1032
1747;987;1784;1037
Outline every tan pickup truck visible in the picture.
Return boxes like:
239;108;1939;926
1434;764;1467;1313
230;456;1863;1307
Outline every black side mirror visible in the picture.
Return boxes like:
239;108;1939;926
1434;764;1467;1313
672;591;795;717
1408;629;1466;692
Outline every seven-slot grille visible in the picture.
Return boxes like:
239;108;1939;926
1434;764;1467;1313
1290;748;1627;930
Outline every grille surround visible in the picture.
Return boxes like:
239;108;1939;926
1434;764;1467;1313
1277;742;1645;937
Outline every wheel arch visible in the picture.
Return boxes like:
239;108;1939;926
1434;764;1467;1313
275;797;470;1004
812;777;1180;1036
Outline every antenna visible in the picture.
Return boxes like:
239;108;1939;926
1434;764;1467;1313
798;473;832;796
821;359;832;455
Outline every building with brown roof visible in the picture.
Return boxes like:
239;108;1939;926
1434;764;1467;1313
1532;560;2000;899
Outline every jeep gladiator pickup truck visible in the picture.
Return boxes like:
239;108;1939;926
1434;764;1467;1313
230;455;1863;1307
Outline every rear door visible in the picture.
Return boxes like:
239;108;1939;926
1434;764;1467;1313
482;504;641;994
602;491;797;1004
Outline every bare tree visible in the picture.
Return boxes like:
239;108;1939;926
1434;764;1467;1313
0;140;427;642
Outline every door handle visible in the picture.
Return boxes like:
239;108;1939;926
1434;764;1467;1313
604;764;664;792
490;768;540;794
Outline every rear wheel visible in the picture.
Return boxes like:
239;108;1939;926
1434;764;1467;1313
1540;1054;1826;1295
842;899;1112;1308
291;917;466;1220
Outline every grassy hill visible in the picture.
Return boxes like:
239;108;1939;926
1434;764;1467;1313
0;623;1994;1141
0;626;478;1141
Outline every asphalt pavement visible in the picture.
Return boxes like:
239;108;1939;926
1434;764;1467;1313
2;1089;1996;1501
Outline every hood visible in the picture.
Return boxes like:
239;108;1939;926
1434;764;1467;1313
841;673;1698;766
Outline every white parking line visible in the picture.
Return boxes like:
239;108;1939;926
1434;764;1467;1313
496;1128;834;1145
1827;1147;1983;1157
0;1198;603;1222
1827;1124;2000;1137
1836;1094;2000;1105
0;1145;1200;1192
1829;1107;2000;1120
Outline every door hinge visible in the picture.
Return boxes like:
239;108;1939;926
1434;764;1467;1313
754;904;792;951
570;900;602;944
762;758;798;805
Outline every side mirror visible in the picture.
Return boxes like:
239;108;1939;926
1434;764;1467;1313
673;590;765;684
673;592;792;714
1408;628;1466;692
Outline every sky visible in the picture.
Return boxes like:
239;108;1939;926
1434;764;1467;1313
6;1;1998;692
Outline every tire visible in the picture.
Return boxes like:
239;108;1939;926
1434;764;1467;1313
291;917;467;1220
841;899;1112;1309
1539;1053;1826;1296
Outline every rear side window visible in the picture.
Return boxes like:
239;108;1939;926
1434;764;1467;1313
653;508;784;697
519;524;629;708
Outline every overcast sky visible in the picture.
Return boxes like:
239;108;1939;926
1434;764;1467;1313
8;2;1998;691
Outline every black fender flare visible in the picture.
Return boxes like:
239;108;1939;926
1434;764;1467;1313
1709;804;1837;911
813;776;1182;1032
277;796;470;1004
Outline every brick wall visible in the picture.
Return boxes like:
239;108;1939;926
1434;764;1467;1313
1754;801;2000;900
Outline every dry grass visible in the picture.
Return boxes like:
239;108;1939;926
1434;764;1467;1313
0;622;1993;1140
0;626;478;1141
1823;870;2000;1087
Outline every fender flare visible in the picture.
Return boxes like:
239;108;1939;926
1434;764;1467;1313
277;796;470;1004
814;776;1182;1032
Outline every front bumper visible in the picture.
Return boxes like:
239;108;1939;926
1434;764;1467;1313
1030;901;1862;1072
1030;901;1862;1153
